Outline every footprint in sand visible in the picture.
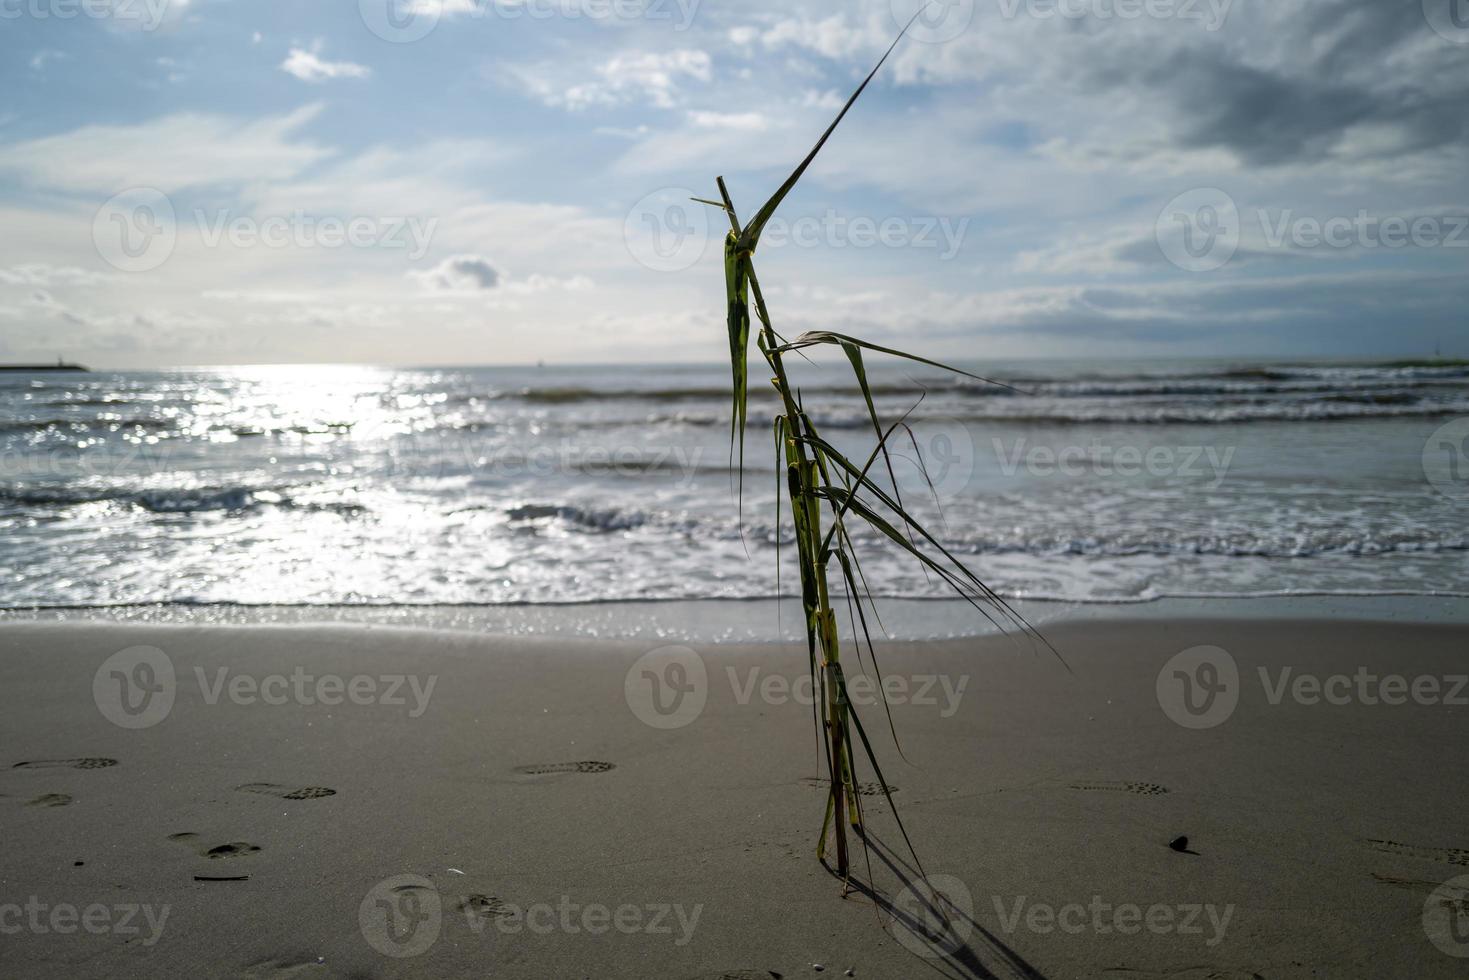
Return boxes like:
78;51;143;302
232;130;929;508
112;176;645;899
1370;871;1447;894
1100;970;1263;979
26;793;73;807
13;758;118;770
1364;838;1469;867
238;959;328;978
457;894;516;919
169;833;261;859
800;776;896;797
512;761;616;775
1070;781;1169;797
236;783;337;801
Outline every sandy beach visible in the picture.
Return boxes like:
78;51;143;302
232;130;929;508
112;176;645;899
2;615;1466;978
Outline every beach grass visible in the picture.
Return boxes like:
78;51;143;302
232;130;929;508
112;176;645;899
697;15;1056;885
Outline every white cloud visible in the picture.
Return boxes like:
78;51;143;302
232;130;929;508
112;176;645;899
687;111;767;131
0;264;113;288
799;89;843;110
757;14;882;60
30;50;67;72
509;50;711;110
281;46;372;84
0;105;330;195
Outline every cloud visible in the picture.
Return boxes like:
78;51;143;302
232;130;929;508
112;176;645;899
281;46;372;83
0;105;329;195
408;256;594;296
30;50;67;72
508;50;712;110
687;110;767;131
410;255;503;291
0;264;113;288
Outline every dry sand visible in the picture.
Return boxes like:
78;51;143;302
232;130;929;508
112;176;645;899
0;616;1466;978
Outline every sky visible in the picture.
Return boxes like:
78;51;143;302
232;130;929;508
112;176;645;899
0;0;1466;367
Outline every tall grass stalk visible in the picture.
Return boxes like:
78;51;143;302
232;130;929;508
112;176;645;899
697;16;1055;884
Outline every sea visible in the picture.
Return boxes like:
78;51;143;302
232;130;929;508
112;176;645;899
2;358;1467;637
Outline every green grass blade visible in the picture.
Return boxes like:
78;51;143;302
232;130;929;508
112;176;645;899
831;660;927;877
723;239;751;527
776;330;1023;394
736;13;923;253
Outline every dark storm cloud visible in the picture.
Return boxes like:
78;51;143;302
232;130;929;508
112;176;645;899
1082;0;1469;167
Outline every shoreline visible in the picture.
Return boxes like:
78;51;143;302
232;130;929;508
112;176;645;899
2;615;1467;976
3;593;1467;642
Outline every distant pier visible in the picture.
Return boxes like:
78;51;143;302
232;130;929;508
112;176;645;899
0;363;89;372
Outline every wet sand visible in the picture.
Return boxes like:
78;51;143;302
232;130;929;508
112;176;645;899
1;617;1465;978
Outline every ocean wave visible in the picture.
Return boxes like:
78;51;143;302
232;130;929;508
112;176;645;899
0;417;174;435
504;503;647;532
647;398;1469;428
480;499;1469;560
482;364;1469;406
0;484;368;516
